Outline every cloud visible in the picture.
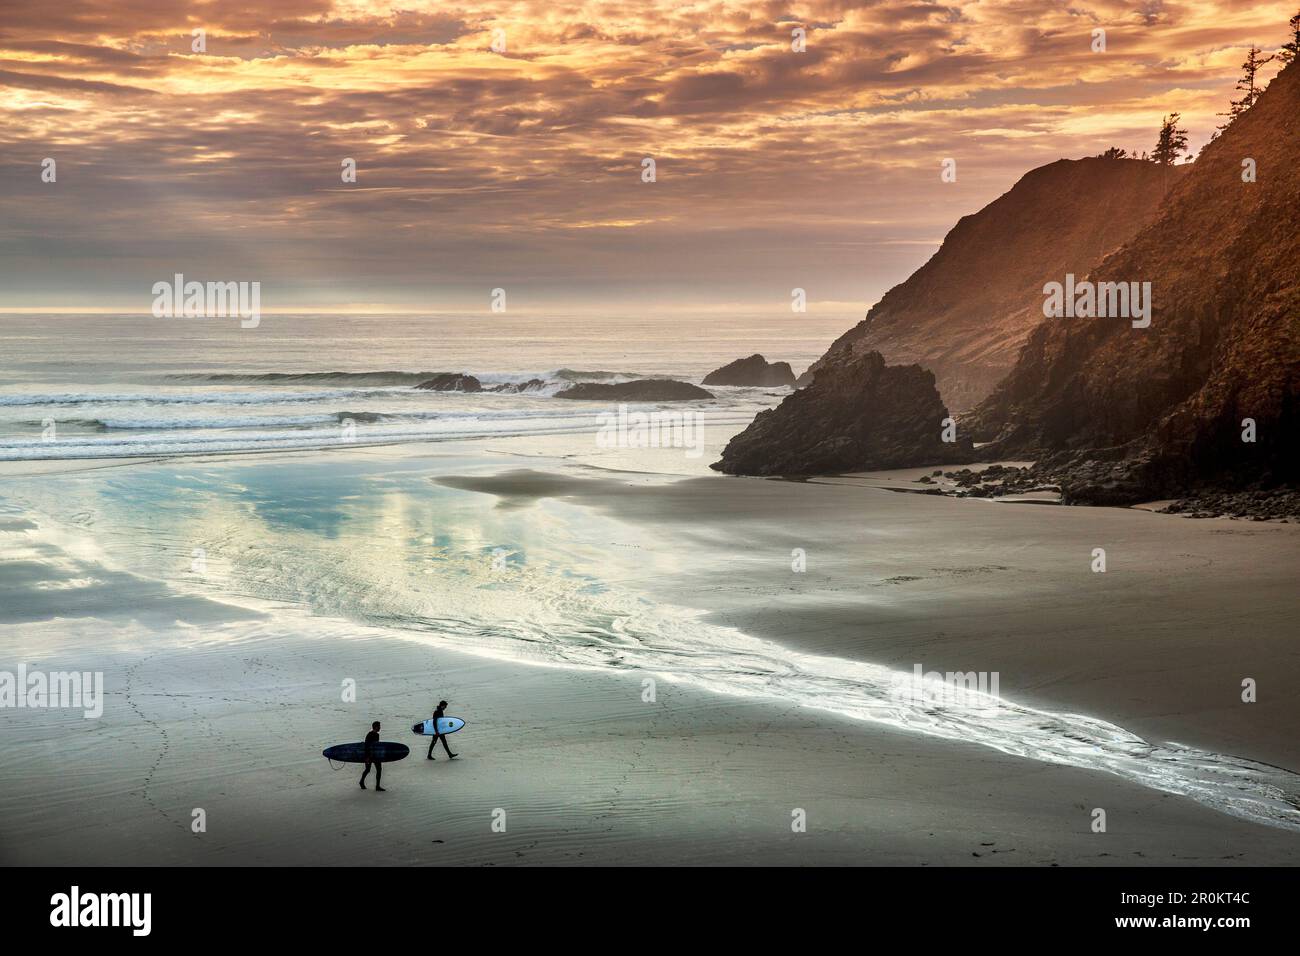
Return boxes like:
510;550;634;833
1;0;1295;309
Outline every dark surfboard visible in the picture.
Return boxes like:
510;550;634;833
322;741;410;764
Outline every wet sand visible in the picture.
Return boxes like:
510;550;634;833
4;615;1298;867
2;442;1299;865
436;466;1300;770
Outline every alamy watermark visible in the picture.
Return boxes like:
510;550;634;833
50;886;150;936
0;665;103;718
891;663;1002;712
596;404;704;458
1043;274;1151;328
151;273;261;328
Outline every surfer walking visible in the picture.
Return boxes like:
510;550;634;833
427;700;459;760
360;720;386;791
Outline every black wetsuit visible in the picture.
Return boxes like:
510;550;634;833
360;729;382;788
427;706;456;758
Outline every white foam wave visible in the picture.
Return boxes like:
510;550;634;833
0;388;400;408
0;413;754;460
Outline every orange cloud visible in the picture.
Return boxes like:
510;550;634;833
1;0;1295;309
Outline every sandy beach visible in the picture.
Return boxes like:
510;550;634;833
3;435;1298;866
6;0;1300;898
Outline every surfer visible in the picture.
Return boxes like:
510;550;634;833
360;720;386;791
427;700;459;760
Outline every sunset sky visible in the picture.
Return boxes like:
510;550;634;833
1;0;1292;312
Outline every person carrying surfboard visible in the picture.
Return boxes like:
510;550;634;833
360;721;387;791
427;701;459;760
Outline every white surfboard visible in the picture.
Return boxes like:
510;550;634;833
413;717;465;736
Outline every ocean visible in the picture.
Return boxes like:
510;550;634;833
0;311;851;461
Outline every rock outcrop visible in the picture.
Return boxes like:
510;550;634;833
702;354;796;387
711;350;974;475
968;60;1300;503
554;380;713;401
809;156;1179;410
414;373;482;392
490;378;548;393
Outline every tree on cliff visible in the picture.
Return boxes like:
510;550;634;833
1097;147;1128;159
1279;10;1300;63
1219;46;1275;131
1152;114;1189;166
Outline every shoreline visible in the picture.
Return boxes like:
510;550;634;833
3;436;1299;864
429;463;1300;771
5;594;1299;866
6;435;1293;528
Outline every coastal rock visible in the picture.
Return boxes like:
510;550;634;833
807;156;1179;410
489;378;548;393
711;350;974;476
968;60;1300;503
1160;488;1300;520
414;373;482;392
554;380;713;401
702;354;796;387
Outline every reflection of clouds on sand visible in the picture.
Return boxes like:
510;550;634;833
7;462;1299;833
0;506;263;629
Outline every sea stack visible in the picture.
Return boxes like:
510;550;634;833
554;380;714;401
702;354;797;387
711;350;974;476
414;373;483;392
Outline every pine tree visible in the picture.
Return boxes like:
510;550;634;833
1098;147;1128;159
1152;114;1189;166
1280;10;1300;63
1218;46;1274;131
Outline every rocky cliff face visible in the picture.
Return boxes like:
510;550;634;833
702;354;796;387
809;157;1178;409
968;61;1300;503
711;350;973;475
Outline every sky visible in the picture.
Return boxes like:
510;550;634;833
0;0;1294;313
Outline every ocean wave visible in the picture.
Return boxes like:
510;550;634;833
0;420;584;450
0;411;754;460
553;368;652;382
0;388;402;408
0;412;755;460
29;406;645;431
165;371;452;387
0;374;657;410
159;368;656;387
84;413;344;430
